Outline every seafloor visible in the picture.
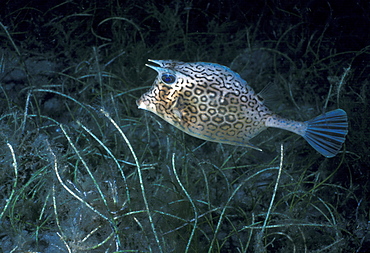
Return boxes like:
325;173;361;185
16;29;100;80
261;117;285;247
0;0;369;252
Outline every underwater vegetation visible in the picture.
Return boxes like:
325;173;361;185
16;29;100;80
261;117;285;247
0;0;369;252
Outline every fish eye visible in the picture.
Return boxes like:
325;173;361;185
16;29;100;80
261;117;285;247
161;74;176;84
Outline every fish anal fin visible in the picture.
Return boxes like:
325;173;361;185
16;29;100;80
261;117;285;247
245;142;263;152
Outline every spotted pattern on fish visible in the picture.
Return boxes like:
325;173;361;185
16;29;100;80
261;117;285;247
137;60;348;157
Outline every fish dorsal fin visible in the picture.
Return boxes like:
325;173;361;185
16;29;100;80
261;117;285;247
257;82;282;109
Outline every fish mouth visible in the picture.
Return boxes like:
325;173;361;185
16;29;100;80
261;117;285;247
136;97;141;108
136;96;149;110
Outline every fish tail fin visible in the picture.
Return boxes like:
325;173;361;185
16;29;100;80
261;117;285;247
302;109;348;158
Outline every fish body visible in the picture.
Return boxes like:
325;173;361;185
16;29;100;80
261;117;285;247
137;60;348;158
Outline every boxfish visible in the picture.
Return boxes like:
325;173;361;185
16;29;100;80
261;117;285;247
137;60;348;158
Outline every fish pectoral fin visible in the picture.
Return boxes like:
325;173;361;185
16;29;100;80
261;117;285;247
170;96;186;122
172;109;183;121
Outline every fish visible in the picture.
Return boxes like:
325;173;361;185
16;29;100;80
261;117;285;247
136;60;348;158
